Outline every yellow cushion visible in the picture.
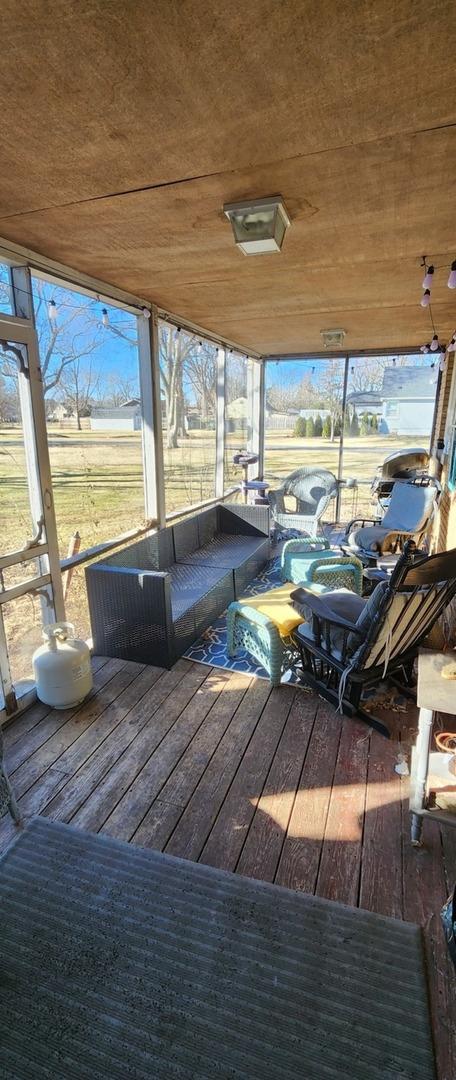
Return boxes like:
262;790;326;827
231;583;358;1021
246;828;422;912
239;584;304;637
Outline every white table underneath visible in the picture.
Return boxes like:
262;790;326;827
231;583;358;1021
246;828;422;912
410;648;456;844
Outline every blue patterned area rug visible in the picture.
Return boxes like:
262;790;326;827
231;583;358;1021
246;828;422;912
184;557;413;714
184;556;300;684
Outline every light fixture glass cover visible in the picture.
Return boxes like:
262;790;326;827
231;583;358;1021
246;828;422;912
223;196;291;254
320;328;346;347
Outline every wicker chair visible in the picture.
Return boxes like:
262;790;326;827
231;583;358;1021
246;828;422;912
281;536;363;594
268;468;338;537
0;728;20;822
291;541;456;737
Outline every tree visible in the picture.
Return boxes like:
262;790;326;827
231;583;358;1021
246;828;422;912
350;412;360;436
322;415;332;438
360;410;370;435
294;416;306;437
0;372;19;422
0;278;135;412
314;414;323;437
349;355;416;394
103;373;138;406
305;417;315;437
267;382;300;414
185;342;216;422
371;412;378;432
319;363;344;441
58;358;101;430
159;324;194;449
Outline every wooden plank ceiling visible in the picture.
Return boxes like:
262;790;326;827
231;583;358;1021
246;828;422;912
1;0;456;354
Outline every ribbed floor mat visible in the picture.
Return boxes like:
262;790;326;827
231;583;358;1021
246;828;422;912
0;817;435;1079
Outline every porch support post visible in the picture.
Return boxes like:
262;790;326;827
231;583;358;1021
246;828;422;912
215;346;226;499
10;265;34;320
336;355;350;521
11;267;65;623
246;358;263;480
138;306;166;527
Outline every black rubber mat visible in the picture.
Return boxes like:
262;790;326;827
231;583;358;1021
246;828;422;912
0;817;436;1079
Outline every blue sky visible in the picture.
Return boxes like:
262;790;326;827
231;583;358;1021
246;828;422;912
265;354;431;392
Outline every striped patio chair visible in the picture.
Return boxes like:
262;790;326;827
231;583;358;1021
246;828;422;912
291;541;456;737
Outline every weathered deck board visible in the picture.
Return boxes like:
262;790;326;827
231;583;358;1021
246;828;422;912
274;700;343;892
359;726;404;918
316;717;370;908
165;678;272;861
42;660;194;826
1;657;453;1080
236;690;317;882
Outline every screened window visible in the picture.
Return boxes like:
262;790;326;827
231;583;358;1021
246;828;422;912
224;351;248;491
158;320;217;514
31;274;144;639
0;263;13;315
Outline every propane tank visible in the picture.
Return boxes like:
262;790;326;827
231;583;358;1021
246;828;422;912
32;622;93;709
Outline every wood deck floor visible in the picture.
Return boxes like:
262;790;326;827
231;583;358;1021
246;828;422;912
1;654;455;1079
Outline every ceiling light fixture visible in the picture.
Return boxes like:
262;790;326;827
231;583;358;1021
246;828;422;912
223;196;291;255
320;328;346;348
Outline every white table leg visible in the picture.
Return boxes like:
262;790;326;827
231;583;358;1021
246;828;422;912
410;706;434;845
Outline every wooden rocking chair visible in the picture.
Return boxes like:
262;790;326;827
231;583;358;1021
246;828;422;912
291;542;456;737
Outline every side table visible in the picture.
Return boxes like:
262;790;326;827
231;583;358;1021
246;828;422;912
410;648;456;844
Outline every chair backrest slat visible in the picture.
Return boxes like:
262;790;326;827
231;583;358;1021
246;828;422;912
354;543;456;671
367;589;422;668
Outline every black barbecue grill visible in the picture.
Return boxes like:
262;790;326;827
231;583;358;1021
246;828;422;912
371;447;430;509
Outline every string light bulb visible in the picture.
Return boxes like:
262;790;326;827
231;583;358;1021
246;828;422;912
48;299;57;322
448;261;456;289
420;344;430;354
420;289;431;307
422;264;434;289
448;336;456;353
101;308;109;328
430;334;439;352
142;307;151;319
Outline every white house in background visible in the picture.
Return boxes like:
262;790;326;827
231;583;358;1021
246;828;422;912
345;390;383;418
380;367;437;436
90;399;141;431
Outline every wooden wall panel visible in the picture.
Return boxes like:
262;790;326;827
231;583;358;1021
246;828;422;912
1;1;456;353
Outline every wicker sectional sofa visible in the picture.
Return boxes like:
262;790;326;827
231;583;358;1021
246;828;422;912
85;503;270;667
